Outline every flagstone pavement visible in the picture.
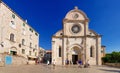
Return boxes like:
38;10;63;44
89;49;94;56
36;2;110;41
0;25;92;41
0;64;120;73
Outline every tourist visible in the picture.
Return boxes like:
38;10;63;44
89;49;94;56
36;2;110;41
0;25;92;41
70;59;73;65
78;60;82;68
65;58;69;67
47;60;50;65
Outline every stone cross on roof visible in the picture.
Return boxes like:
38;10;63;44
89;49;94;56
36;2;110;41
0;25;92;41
74;6;78;10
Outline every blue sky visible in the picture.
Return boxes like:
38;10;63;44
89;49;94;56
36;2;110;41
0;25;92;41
3;0;120;53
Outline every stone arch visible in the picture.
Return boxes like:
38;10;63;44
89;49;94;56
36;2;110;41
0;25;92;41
68;44;83;50
10;46;17;55
67;44;83;64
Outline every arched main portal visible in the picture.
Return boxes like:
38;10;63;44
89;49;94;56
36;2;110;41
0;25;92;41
67;45;83;64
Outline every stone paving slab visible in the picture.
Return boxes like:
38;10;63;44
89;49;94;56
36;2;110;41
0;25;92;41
0;64;120;73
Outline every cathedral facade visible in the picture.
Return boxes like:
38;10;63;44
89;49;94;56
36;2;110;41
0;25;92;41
52;7;105;65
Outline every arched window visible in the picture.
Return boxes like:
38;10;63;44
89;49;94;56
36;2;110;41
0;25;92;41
22;39;25;45
90;46;94;57
10;21;16;29
10;33;14;42
59;46;61;57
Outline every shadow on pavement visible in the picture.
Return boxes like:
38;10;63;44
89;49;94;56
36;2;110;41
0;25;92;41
99;69;120;73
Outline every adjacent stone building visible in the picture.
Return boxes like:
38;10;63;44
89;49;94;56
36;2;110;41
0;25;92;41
0;1;39;59
52;7;105;65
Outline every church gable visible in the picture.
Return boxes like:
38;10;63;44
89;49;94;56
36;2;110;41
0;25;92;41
64;7;88;21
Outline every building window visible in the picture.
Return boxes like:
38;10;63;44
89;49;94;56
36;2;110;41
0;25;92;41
22;39;25;45
22;49;25;54
29;51;31;55
23;23;25;27
59;46;61;57
30;42;32;48
35;32;38;36
90;46;93;57
11;21;15;25
10;21;16;29
10;33;14;42
12;14;15;19
29;28;33;32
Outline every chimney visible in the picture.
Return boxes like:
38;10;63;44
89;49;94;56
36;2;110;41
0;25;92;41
25;19;27;23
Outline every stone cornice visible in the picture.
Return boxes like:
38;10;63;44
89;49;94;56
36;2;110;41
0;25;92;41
52;35;101;38
63;18;89;24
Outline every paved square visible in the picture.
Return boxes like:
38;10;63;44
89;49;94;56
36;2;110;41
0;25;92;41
0;64;120;73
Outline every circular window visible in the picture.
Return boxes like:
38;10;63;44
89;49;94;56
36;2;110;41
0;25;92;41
71;24;81;34
73;13;79;19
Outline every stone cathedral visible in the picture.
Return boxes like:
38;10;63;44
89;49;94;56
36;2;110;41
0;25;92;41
52;7;105;65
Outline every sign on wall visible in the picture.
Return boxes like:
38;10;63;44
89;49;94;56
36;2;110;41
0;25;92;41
5;56;12;65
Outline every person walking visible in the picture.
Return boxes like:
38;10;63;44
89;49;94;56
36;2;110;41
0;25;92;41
47;60;50;65
78;60;82;68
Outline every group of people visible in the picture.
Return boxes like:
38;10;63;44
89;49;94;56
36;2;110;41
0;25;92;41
46;59;90;69
65;59;73;65
77;60;90;68
47;59;56;69
65;59;90;68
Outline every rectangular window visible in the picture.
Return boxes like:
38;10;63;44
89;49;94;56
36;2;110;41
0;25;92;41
29;28;33;32
22;39;25;45
90;47;93;57
35;32;38;36
22;49;25;54
23;23;25;27
10;33;14;42
12;14;15;19
59;47;61;57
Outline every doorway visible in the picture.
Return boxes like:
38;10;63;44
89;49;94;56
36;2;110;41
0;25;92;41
72;55;78;64
10;51;17;55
